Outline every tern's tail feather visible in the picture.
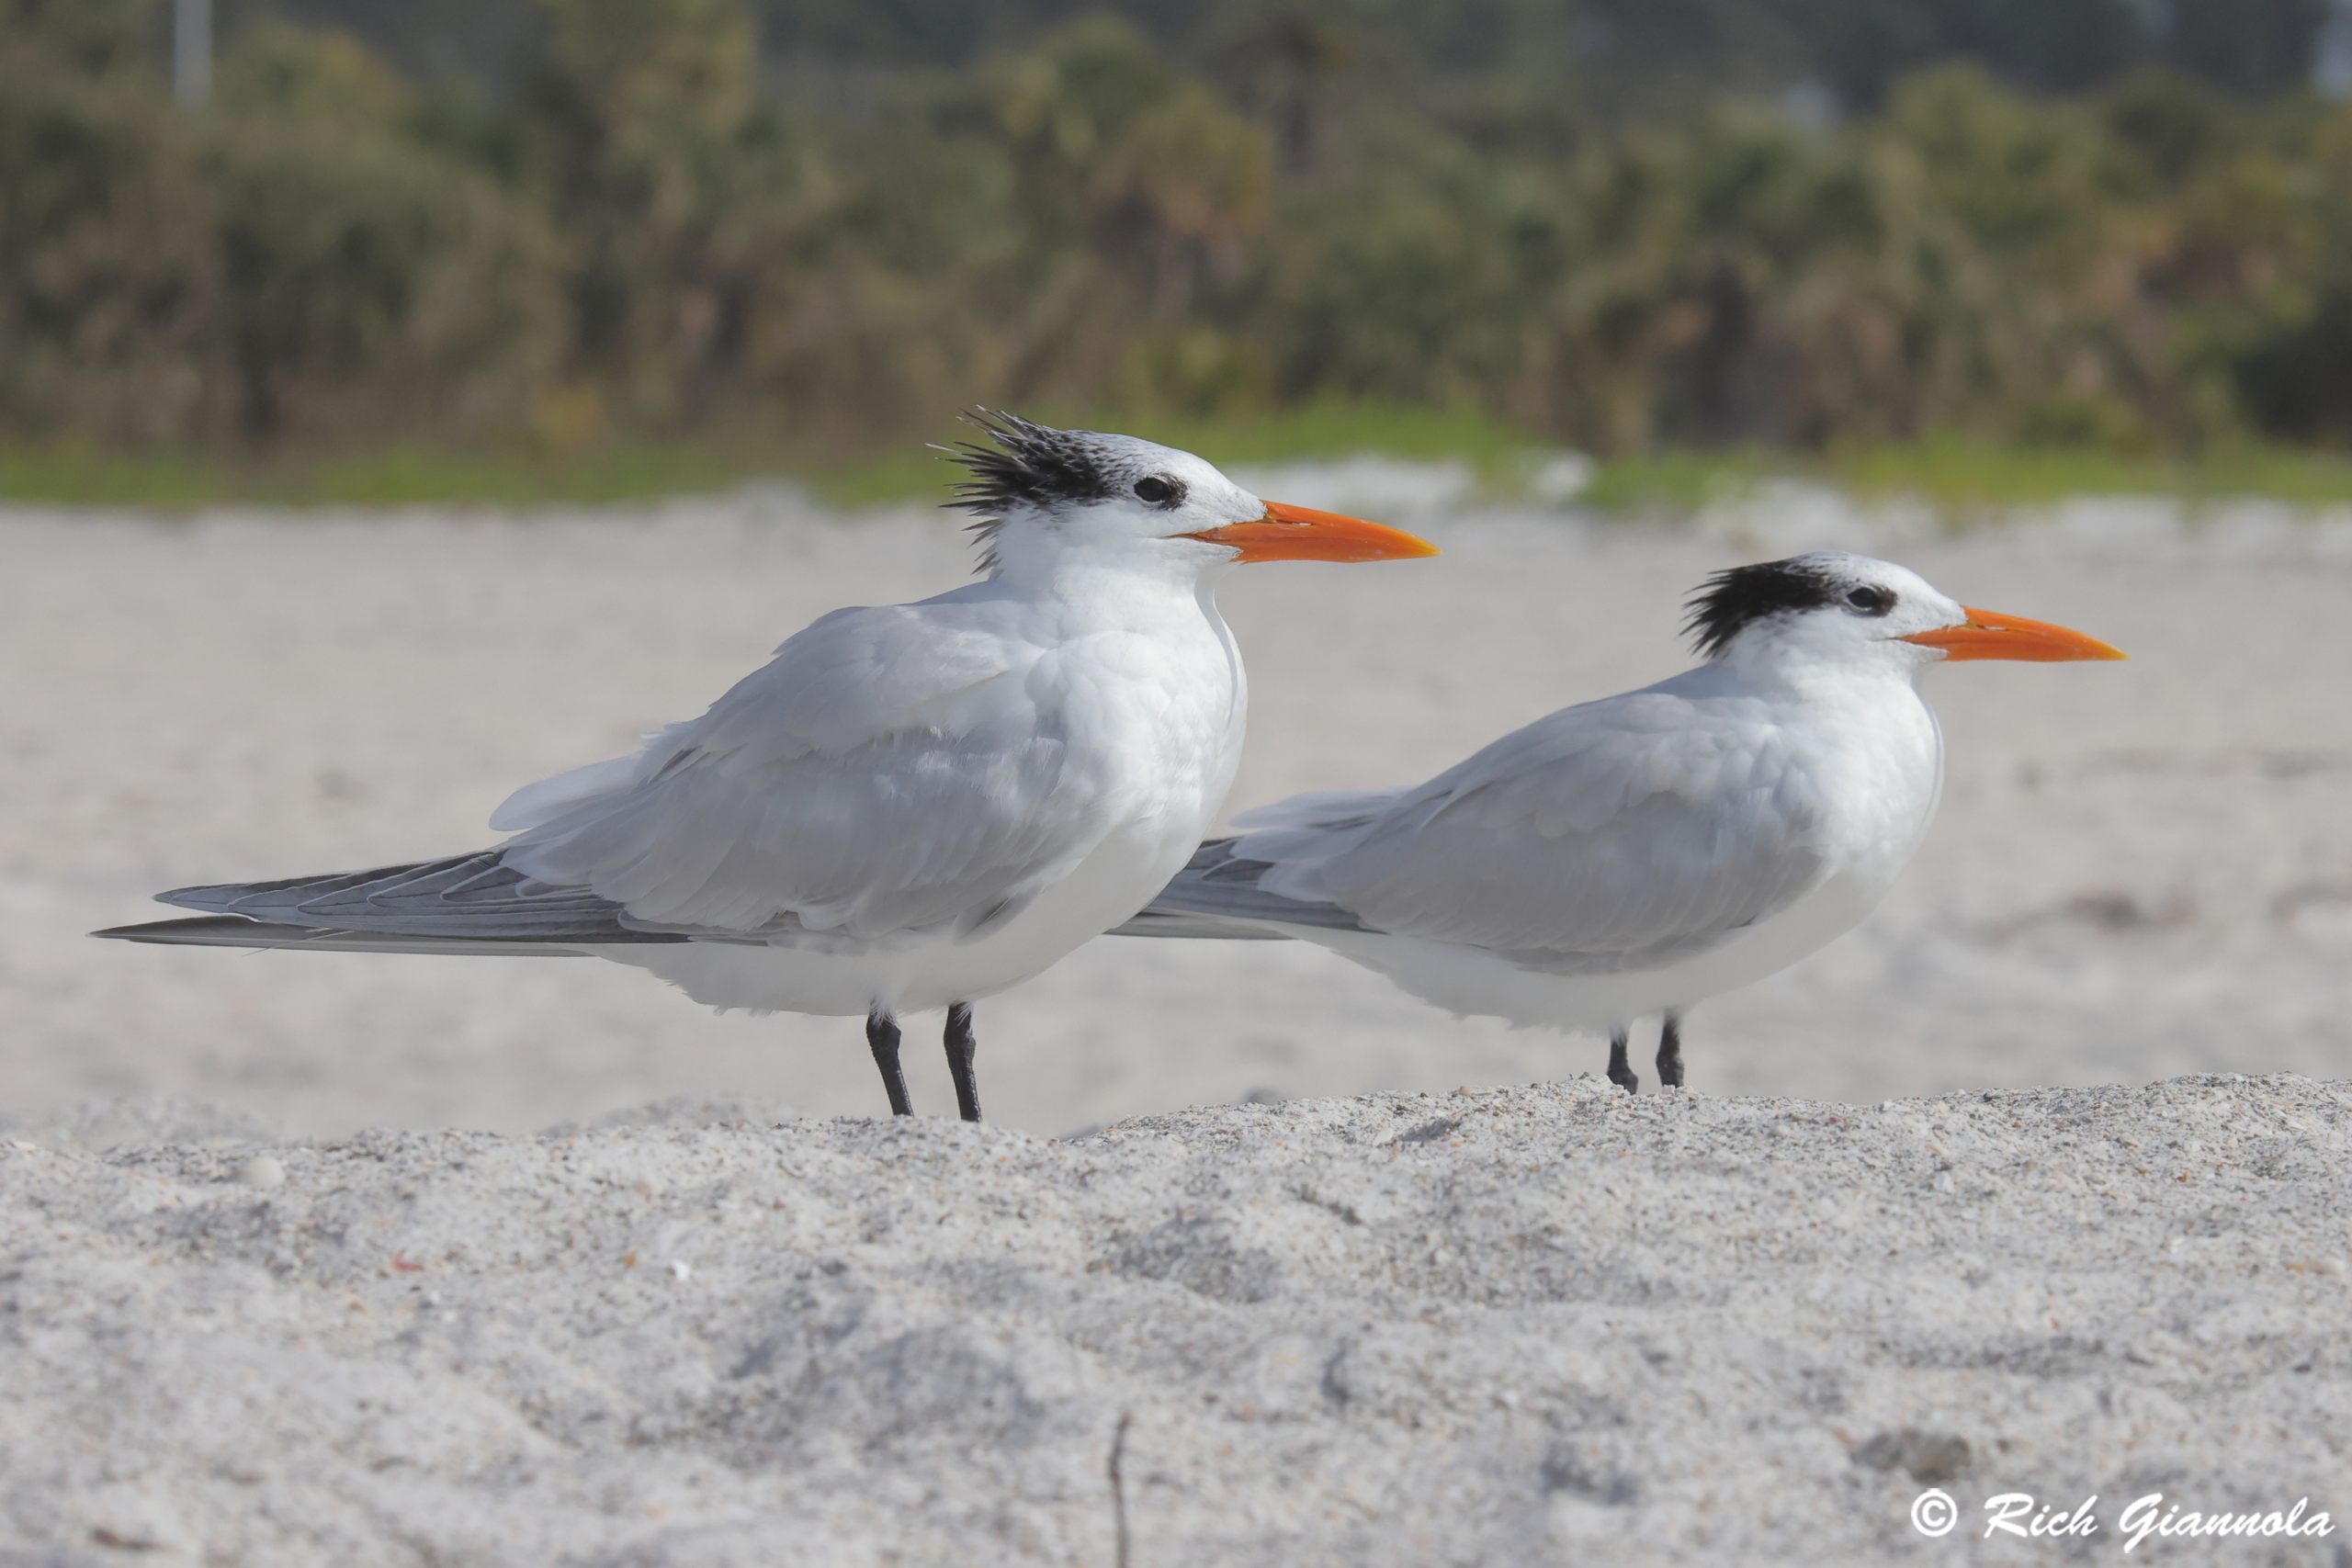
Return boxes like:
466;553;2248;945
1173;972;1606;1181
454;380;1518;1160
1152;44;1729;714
102;851;693;949
1110;908;1290;941
1110;836;1367;942
93;915;602;957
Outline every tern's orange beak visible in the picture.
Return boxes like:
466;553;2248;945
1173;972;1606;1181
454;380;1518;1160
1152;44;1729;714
1182;501;1439;564
1901;606;2127;662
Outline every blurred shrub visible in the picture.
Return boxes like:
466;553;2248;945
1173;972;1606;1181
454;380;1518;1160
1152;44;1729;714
0;9;565;446
206;28;568;442
3;0;2350;459
1;0;213;443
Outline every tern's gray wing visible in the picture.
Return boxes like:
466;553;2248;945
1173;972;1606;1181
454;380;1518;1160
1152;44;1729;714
1141;682;1834;973
148;851;686;943
1114;789;1393;938
139;595;1126;952
488;595;1125;946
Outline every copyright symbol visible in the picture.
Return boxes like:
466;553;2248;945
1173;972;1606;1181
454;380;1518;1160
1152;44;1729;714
1911;1487;1959;1538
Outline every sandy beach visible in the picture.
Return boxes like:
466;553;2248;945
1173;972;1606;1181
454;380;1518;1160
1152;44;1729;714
6;1076;2348;1565
5;485;2352;1562
4;483;2349;1135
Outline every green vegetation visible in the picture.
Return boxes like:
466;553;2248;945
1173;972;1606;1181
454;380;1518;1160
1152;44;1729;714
17;423;2352;515
1581;441;2352;513
0;442;769;509
6;0;2352;507
0;402;1546;509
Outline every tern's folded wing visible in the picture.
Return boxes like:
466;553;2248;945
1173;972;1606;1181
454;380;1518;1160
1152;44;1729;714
491;597;1120;944
146;599;1122;951
1153;685;1834;973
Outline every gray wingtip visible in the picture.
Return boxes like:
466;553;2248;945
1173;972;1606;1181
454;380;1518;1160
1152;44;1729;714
93;915;273;944
92;914;604;957
154;884;239;914
1109;908;1293;942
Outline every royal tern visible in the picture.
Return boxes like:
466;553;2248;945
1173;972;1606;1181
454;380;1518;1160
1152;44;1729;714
1118;551;2124;1091
96;413;1437;1120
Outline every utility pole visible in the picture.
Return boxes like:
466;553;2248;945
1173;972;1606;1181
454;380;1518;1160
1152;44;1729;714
174;0;212;108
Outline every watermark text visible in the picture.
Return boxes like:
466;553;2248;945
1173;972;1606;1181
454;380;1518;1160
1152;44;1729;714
1907;1490;2333;1551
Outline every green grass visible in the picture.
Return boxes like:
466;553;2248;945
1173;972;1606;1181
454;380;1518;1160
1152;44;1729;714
7;417;2352;513
1575;448;1787;513
0;441;768;510
1839;438;2352;508
1582;437;2352;513
0;403;1551;513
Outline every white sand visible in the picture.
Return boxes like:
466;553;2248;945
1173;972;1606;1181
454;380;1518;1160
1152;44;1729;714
4;1077;2347;1565
4;485;2348;1134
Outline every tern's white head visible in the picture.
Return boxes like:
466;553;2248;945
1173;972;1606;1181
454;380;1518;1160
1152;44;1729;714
944;412;1437;583
1684;550;2127;679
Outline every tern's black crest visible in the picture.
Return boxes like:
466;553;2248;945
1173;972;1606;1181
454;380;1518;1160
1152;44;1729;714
942;410;1123;570
1682;556;1850;659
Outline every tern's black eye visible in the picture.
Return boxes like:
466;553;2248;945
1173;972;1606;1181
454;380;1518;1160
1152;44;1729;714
1846;585;1894;615
1133;476;1182;507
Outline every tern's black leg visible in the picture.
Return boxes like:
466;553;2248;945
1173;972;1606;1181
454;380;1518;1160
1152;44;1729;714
944;1001;982;1123
1606;1028;1640;1094
866;1009;913;1117
1657;1010;1685;1089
